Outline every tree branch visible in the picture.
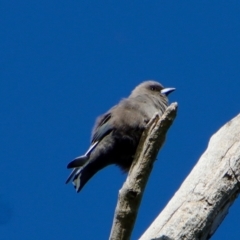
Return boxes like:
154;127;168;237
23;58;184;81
109;102;178;240
140;114;240;240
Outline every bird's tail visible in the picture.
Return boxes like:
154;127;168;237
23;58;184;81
70;164;99;193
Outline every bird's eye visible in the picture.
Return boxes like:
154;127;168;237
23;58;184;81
150;86;159;91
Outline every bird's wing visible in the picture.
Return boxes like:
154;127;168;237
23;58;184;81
66;112;114;178
91;111;114;144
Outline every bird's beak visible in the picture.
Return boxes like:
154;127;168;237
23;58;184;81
161;87;176;96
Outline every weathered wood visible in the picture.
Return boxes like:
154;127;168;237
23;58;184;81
109;103;178;240
140;114;240;240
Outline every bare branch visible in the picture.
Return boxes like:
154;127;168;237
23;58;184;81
109;102;178;240
140;114;240;240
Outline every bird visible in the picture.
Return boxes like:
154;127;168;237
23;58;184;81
66;81;175;192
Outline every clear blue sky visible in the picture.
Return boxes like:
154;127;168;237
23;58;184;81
1;1;240;239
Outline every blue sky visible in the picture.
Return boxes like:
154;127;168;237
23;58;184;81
1;1;240;239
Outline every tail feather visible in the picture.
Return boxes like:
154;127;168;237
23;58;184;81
65;168;80;184
67;155;88;169
67;141;99;169
72;166;96;192
66;140;111;192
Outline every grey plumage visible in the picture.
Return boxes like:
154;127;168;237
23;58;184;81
66;81;175;192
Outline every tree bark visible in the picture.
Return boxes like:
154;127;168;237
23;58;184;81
109;102;178;240
140;114;240;240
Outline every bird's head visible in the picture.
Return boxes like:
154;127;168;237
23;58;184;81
130;80;175;98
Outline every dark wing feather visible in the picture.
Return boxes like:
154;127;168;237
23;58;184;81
91;112;113;143
66;111;114;179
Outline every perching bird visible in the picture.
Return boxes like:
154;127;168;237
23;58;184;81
66;81;175;192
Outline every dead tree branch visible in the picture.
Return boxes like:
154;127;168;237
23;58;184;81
109;102;178;240
140;114;240;240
